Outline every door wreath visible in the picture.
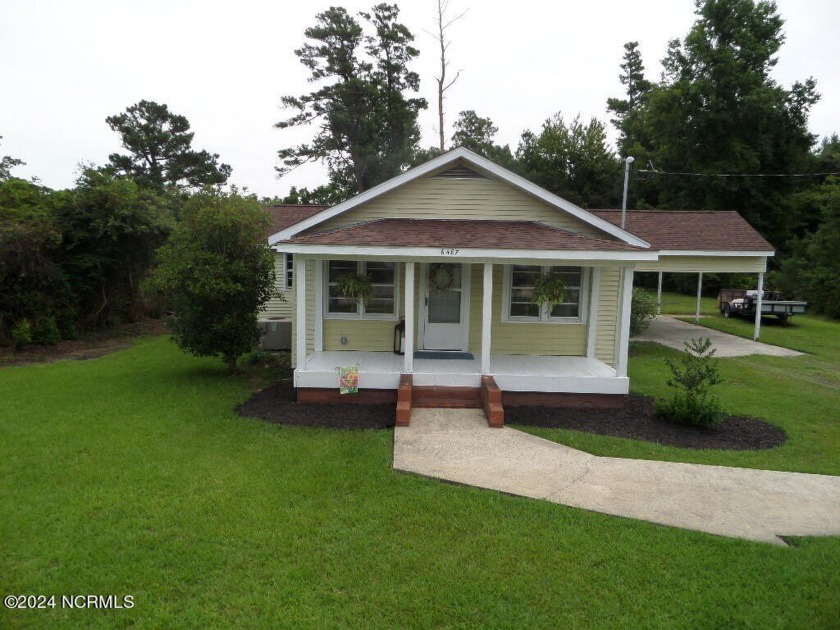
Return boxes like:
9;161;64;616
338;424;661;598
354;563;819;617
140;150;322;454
428;263;457;293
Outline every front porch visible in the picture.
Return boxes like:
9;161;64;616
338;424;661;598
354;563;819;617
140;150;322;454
295;350;627;394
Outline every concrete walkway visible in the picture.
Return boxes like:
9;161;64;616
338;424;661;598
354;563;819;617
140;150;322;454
637;315;803;357
393;409;840;544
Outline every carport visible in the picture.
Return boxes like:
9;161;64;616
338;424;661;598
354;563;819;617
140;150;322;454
592;210;774;340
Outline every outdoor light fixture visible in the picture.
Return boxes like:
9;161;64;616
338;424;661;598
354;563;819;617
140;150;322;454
394;319;406;355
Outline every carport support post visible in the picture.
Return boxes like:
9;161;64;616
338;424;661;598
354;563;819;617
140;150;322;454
656;272;663;313
754;272;764;341
695;272;703;324
404;261;415;373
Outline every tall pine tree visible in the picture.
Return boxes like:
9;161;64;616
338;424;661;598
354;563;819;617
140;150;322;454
276;4;426;196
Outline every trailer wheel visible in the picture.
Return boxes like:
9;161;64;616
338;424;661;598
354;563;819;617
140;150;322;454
724;306;732;318
776;314;789;323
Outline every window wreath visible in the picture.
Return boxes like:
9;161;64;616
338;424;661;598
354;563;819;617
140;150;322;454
428;263;457;293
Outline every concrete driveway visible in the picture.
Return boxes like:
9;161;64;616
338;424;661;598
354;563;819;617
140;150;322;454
393;409;840;544
636;315;803;357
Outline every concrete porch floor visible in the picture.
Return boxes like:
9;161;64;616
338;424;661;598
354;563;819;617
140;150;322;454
393;409;840;544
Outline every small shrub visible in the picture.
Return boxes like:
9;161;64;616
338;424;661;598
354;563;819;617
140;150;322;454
656;337;724;427
31;317;61;345
630;288;659;337
11;320;33;350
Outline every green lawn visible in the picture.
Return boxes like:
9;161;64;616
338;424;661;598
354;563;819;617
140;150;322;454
519;313;840;475
2;337;839;628
655;290;720;316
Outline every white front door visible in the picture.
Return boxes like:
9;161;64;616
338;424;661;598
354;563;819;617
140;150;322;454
421;263;470;351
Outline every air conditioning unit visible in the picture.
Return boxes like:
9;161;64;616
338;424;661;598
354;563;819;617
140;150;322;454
258;317;292;350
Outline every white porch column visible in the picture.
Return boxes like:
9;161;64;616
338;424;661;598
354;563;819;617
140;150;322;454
586;267;601;359
295;257;306;370
754;272;764;341
695;272;703;323
313;259;323;352
616;266;634;378
404;261;415;373
481;263;493;374
656;271;663;313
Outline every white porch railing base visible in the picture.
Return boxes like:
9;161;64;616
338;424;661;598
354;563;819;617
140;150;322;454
294;351;628;395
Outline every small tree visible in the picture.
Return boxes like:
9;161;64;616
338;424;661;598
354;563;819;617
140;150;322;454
630;287;658;336
656;337;724;427
143;190;276;373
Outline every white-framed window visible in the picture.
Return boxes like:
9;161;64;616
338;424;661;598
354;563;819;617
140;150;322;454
284;253;294;290
324;260;398;320
503;265;587;323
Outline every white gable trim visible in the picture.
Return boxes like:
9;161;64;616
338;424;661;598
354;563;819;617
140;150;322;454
268;147;650;248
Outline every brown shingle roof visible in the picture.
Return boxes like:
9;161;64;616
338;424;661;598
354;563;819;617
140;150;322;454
289;219;645;251
591;210;774;252
264;204;327;238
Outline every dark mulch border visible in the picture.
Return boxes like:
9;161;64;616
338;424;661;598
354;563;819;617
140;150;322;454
236;382;395;430
506;394;787;451
237;384;786;450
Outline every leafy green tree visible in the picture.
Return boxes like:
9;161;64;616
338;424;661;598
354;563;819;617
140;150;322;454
777;177;840;318
277;4;426;194
615;0;819;247
53;169;172;328
0;136;25;180
106;100;231;192
630;288;659;336
517;113;621;207
450;110;516;168
143;190;276;372
0;178;66;342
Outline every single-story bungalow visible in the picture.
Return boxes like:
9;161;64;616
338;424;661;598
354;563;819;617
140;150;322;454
264;148;773;426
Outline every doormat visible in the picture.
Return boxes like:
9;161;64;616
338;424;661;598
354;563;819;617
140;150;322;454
414;351;475;360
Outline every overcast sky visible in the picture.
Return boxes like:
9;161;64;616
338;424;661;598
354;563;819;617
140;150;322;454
2;0;838;198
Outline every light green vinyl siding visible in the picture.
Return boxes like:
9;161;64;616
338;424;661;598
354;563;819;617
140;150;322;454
594;267;622;366
323;320;396;351
317;175;611;238
465;264;587;356
260;252;294;318
635;255;767;273
305;260;315;356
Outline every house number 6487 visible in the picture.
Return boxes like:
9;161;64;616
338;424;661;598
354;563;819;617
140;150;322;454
440;249;460;256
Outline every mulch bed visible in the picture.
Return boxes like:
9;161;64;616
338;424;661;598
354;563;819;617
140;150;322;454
237;384;786;450
236;382;396;430
506;394;787;451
